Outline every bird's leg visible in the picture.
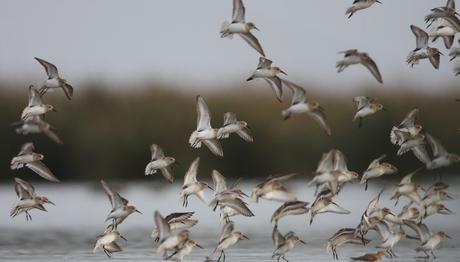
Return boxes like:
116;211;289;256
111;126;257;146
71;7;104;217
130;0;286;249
423;250;430;258
103;247;112;258
431;250;436;259
314;185;319;196
277;255;281;262
390;249;397;258
217;251;223;262
223;251;226;262
365;181;368;191
385;249;392;258
282;255;288;262
213;201;219;212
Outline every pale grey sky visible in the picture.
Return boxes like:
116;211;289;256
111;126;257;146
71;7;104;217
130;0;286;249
0;0;458;92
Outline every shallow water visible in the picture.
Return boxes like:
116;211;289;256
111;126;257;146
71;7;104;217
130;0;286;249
1;178;459;261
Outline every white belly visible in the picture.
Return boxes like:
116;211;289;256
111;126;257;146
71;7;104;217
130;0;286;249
253;69;275;78
45;78;60;88
228;23;247;33
196;129;216;140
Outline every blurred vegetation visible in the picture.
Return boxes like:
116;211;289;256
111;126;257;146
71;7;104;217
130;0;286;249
1;81;459;183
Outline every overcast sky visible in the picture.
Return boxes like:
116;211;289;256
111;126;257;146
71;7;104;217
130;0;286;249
0;0;458;92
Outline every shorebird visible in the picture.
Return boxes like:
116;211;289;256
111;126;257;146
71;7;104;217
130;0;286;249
189;95;223;157
220;0;265;56
425;8;460;41
145;144;175;183
403;220;451;258
251;173;297;203
422;188;453;206
309;189;351;225
336;49;383;83
246;57;287;102
421;203;454;219
10;142;60;182
271;201;310;225
152;212;198;242
13;115;63;144
165;239;203;261
180;158;213;207
374;221;405;258
272;225;305;262
397;206;420;222
281;79;331;135
352;96;384;127
360;154;398;190
308;149;359;195
209;221;248;262
390;169;423;207
425;181;449;195
351;251;385;262
93;229;127;257
425;133;460;169
345;0;382;18
10;177;55;220
101;180;142;229
34;57;73;100
327;228;370;260
390;108;430;165
407;25;442;69
21;85;56;120
217;112;253;142
155;211;191;259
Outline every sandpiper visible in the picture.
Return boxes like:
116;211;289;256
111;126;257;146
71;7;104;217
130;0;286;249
217;112;253;142
10;142;60;182
155;211;190;259
360;154;398;190
336;49;383;83
93;229;127;257
145;144;175;183
308;191;350;225
422;190;453;207
10;177;55;220
421;203;454;219
272;225;305;262
374;222;405;258
449;40;460;61
390;169;423;206
34;57;73;100
308;149;359;195
403;220;451;258
189;95;223;157
180;157;214;207
101;180;142;229
407;25;442;69
152;212;198;242
251;173;297;203
246;57;287;102
165;239;203;261
327;228;370;260
209;221;248;262
397;206;420;222
345;0;382;18
351;251;385;262
271;201;310;225
352;96;384;127
13;115;63;144
21;85;56;120
281;79;331;135
220;0;265;56
425;133;460;169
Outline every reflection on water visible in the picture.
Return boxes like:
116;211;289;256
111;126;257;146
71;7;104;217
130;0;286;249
1;178;459;261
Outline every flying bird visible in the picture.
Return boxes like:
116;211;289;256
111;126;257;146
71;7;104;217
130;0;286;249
34;57;73;100
220;0;265;56
247;57;287;102
336;49;383;83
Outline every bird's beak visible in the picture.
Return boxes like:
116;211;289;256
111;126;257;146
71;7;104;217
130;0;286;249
207;185;215;191
446;193;454;200
253;26;260;31
241;192;249;198
299;240;306;245
242;235;249;240
52;108;57;112
442;207;454;214
136;210;143;214
382;107;387;111
120;235;128;241
174;161;180;166
439;51;445;56
47;200;56;206
280;70;288;75
376;0;382;3
446;234;452;239
196;244;204;249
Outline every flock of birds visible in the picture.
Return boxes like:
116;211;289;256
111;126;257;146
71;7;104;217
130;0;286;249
7;0;460;261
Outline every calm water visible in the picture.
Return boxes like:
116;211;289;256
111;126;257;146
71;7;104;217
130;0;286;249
1;178;459;261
